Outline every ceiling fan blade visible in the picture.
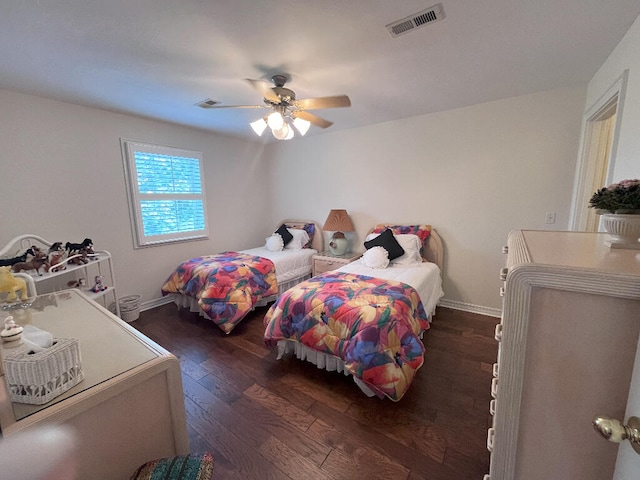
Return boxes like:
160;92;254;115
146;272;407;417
295;95;351;110
245;78;281;103
294;111;333;129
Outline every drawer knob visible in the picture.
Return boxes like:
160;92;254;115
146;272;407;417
499;267;508;281
487;428;495;452
491;377;498;398
494;324;503;342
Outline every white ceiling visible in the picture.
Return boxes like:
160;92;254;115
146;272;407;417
1;1;639;142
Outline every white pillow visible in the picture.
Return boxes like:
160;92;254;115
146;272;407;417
283;228;310;250
391;234;423;266
265;233;284;252
364;232;380;242
361;246;390;269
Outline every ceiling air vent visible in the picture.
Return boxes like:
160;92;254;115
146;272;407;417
386;3;446;38
196;98;220;108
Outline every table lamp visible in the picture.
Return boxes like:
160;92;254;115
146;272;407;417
322;209;355;256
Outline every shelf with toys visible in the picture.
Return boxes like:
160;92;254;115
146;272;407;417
0;234;119;316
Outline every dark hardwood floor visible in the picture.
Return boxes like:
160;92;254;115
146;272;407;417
133;303;499;480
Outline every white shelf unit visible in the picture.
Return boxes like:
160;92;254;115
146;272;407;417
0;234;119;316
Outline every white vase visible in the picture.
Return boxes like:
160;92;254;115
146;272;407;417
601;214;640;249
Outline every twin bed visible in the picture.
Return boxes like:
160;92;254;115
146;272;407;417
264;224;443;401
161;220;322;333
162;222;444;400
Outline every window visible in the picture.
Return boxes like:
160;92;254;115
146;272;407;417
122;140;209;248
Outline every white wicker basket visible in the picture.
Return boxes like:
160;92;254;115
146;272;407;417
118;294;141;322
3;338;84;405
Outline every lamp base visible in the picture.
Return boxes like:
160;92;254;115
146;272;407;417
328;235;348;256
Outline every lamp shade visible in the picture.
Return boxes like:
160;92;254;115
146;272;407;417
250;118;268;136
293;117;311;136
322;209;354;233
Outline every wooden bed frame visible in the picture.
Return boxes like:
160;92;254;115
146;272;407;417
280;219;324;253
365;224;444;270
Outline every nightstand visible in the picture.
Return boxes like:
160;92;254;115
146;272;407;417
312;251;361;276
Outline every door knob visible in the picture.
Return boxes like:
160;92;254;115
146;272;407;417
593;415;640;454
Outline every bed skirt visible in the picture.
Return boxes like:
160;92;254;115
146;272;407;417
166;273;312;321
275;340;376;397
274;326;428;399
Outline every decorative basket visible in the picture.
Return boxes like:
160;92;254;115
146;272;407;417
118;294;141;322
3;338;84;405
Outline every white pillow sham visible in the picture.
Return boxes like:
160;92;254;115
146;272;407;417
265;233;284;252
391;234;423;266
283;228;310;250
361;246;390;269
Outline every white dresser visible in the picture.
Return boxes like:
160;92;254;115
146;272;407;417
487;230;640;480
0;289;189;479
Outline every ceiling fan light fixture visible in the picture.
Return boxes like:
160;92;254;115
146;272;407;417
272;123;293;140
293;117;311;136
267;111;284;130
250;118;268;136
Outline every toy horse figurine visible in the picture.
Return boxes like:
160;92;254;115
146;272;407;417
65;238;93;256
0;246;37;267
0;266;29;302
11;251;50;276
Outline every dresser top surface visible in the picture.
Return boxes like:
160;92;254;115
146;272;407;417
511;230;640;275
1;289;164;421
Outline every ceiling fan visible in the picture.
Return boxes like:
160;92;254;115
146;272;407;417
200;74;351;140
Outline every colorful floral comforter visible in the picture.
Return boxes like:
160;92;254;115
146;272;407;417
162;251;277;334
263;271;429;401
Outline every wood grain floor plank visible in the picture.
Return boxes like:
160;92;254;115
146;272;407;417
321;447;410;480
258;435;338;480
181;373;269;449
183;396;291;480
230;395;331;467
277;371;353;413
242;383;316;431
226;334;271;359
307;401;460;479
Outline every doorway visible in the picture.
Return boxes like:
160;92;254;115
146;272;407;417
570;70;628;232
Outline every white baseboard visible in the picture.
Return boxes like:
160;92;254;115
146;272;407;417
139;295;502;318
438;298;501;318
140;296;174;312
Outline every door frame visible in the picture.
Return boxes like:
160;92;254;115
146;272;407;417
569;69;629;231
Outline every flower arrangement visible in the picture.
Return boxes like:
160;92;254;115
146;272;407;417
589;179;640;214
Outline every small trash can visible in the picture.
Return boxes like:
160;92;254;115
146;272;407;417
117;295;142;322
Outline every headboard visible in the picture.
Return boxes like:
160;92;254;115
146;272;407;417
279;219;324;253
365;224;444;271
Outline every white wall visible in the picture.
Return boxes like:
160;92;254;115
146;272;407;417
0;89;270;306
586;14;640;183
264;85;586;313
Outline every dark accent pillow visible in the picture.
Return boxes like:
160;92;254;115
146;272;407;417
275;224;293;246
130;452;214;480
364;228;405;260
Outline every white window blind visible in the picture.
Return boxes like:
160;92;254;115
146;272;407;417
122;140;209;248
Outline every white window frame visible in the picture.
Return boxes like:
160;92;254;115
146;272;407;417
121;139;209;248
